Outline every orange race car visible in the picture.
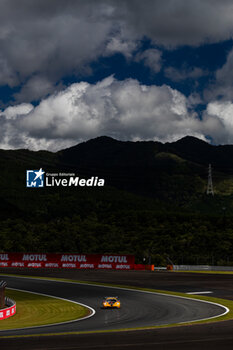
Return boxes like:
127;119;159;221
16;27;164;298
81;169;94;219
102;296;121;309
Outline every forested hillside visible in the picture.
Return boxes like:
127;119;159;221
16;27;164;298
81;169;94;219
1;136;233;265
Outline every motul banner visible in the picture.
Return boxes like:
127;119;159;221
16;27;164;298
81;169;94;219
0;304;16;320
0;253;135;270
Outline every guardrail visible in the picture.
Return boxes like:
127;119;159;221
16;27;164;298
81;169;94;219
173;265;233;271
0;297;16;320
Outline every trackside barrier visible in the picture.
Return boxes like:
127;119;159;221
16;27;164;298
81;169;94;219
134;264;146;270
134;264;154;271
0;253;159;271
154;267;167;271
173;265;233;271
0;253;135;270
0;297;16;320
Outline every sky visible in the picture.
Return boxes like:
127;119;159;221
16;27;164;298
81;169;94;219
1;0;233;151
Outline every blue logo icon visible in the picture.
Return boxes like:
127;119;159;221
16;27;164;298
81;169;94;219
26;168;45;188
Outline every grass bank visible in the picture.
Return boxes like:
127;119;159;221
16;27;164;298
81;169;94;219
0;288;90;331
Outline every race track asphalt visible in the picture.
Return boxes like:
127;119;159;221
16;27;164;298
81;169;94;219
0;275;225;337
1;269;233;349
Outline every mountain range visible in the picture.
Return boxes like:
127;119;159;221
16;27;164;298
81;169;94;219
0;135;233;264
1;135;233;213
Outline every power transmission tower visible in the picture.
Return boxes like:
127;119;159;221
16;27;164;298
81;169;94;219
207;164;214;196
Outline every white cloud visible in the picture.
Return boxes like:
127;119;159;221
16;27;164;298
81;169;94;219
0;54;18;87
203;101;233;144
0;103;33;120
105;37;138;58
187;93;203;108
0;0;233;102
207;101;233;127
0;76;209;150
165;66;207;82
13;76;61;103
135;49;162;73
204;48;233;101
114;0;233;47
0;1;115;97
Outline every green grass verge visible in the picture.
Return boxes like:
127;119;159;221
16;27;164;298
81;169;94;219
0;288;89;331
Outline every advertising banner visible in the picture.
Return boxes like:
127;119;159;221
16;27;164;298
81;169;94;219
0;253;135;270
0;304;16;320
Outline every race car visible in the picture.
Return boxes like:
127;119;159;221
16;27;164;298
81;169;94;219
102;296;121;309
